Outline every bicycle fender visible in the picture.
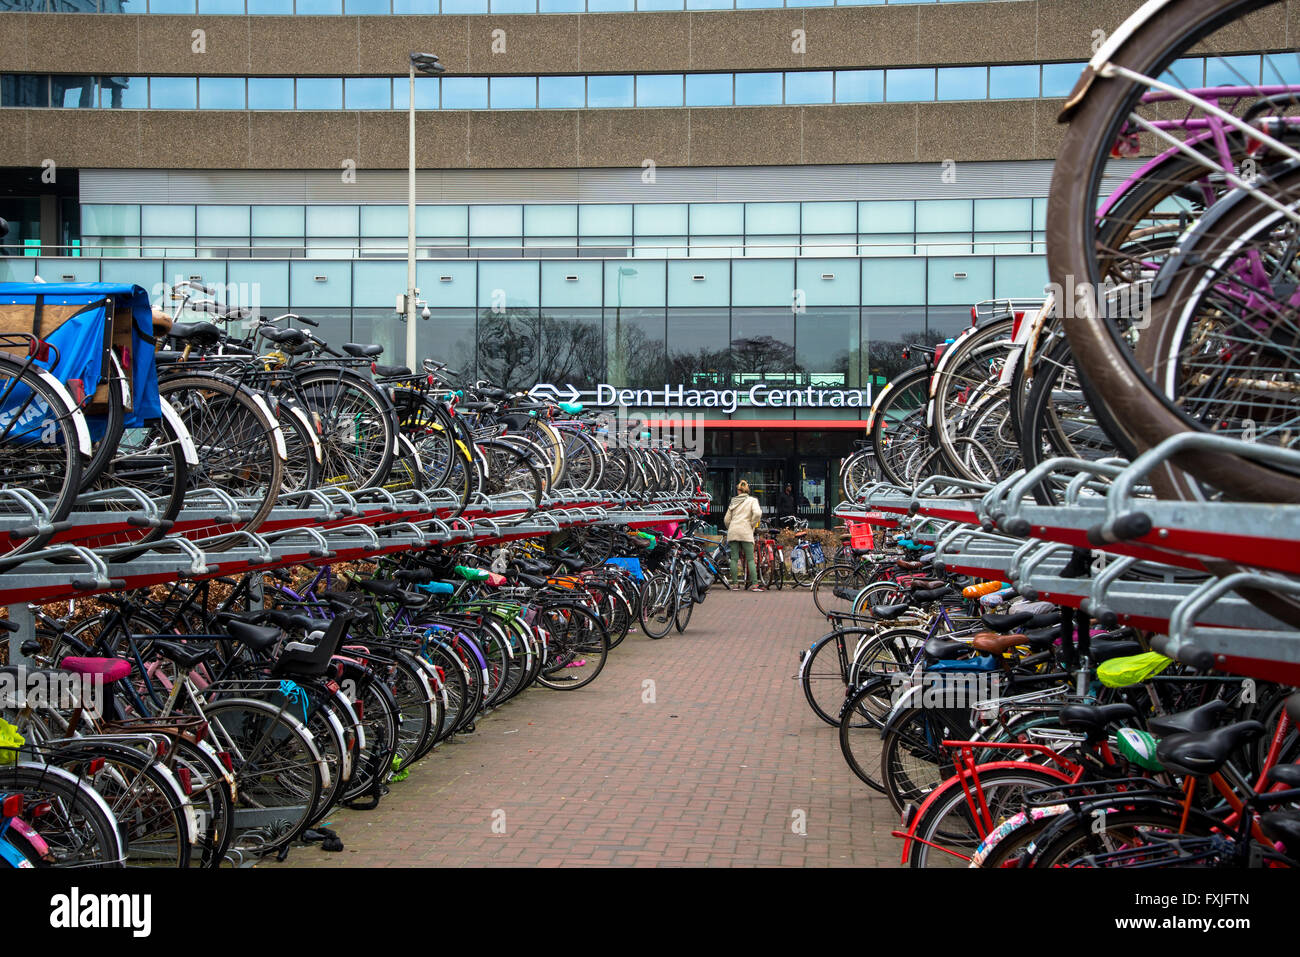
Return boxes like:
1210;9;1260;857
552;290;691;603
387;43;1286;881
248;392;289;462
29;366;92;457
865;379;896;433
284;402;324;465
160;396;200;467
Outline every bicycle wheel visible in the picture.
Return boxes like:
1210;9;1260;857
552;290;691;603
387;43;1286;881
811;563;871;617
801;629;872;727
201;698;324;855
0;761;124;867
0;354;84;556
870;366;930;488
296;368;396;492
477;438;544;513
639;571;676;639
837;676;898;792
879;706;968;814
51;741;192;868
907;766;1074;869
673;572;694;633
1048;0;1299;501
158;374;284;545
535;604;609;690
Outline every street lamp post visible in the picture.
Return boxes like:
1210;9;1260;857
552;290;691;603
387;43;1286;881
407;52;444;370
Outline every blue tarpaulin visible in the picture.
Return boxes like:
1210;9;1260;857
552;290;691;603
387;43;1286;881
0;282;161;427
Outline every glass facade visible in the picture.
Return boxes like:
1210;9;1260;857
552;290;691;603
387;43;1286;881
0;251;1045;409
73;198;1051;259
8;56;1287;112
2;62;1107;111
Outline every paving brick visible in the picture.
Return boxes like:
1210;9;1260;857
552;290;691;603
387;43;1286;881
268;587;895;868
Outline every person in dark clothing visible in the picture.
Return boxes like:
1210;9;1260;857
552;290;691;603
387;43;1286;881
776;484;796;518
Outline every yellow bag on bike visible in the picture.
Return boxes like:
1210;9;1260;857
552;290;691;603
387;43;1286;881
0;717;24;765
1097;652;1172;688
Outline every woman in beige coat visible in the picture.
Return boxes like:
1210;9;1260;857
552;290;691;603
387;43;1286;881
723;480;764;590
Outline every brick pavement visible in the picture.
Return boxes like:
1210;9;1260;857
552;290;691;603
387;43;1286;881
271;586;899;867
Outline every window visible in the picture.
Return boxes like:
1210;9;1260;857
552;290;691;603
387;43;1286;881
636;74;684;108
916;199;972;233
587;75;634;108
989;64;1039;99
306;206;359;237
745;203;799;235
442;77;488;109
801;202;856;234
862;259;925;306
149;77;196;110
666;307;729;386
470;206;523;240
52;76;97;109
635;204;687;236
142;205;195;237
784;71;833;104
928;256;993;304
689;204;743;235
885;69;934;102
936;66;987;101
252;206;304;238
295;0;342;10
732;259;793;307
525;205;577;238
418;205;469;239
580;204;633;236
685;73;732;106
859;200;914;234
248;77;293;110
197;206;250;236
392;76;439;109
734;72;782;106
796;307;858;387
344;78;391;110
98;77;146;109
490;76;537;109
1041;62;1084;97
296;78;343;110
199;77;245;110
538;75;585;109
835;70;884;103
1204;54;1261;86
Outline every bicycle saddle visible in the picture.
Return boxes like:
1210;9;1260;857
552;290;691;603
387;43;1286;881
1260;811;1300;851
222;618;283;652
971;631;1048;656
923;635;971;661
343;342;383;358
1058;702;1138;735
868;603;910;620
1266;764;1300;789
1156;720;1266;777
373;364;412;378
258;325;307;346
1087;637;1144;663
981;610;1035;632
168;320;222;344
896;559;923;570
514;573;548;588
151;640;215;669
911;586;951;602
1146;699;1229;738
